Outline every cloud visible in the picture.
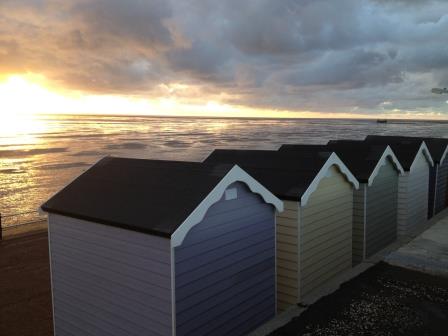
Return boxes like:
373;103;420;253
0;0;448;115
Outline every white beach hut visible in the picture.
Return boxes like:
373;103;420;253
41;157;283;336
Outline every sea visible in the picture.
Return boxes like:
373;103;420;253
1;114;447;226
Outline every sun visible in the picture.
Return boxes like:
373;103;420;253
0;74;66;115
0;75;54;142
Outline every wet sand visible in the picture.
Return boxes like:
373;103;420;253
271;262;448;336
0;232;53;336
1;220;48;240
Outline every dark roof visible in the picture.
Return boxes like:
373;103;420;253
364;135;429;171
41;157;234;237
280;141;392;182
203;149;331;200
365;135;448;163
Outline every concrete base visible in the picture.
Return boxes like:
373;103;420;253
386;216;448;278
248;305;307;336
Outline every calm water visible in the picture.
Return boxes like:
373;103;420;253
1;114;447;224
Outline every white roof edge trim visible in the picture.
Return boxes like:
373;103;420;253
300;152;359;207
410;142;434;171
439;145;448;165
367;146;404;186
171;165;284;247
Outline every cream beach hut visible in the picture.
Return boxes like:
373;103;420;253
41;157;283;336
204;149;359;310
281;142;404;265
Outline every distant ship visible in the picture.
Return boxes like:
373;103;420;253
377;119;388;124
432;88;448;94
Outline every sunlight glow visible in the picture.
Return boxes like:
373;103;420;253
0;74;310;119
0;74;445;123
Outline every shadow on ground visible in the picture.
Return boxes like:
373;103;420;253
271;262;448;336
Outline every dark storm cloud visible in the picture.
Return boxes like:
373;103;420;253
72;0;173;50
1;0;447;115
281;49;403;88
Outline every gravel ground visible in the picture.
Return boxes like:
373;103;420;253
271;262;448;336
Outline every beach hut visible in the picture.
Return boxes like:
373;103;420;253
281;142;404;265
365;136;448;217
365;136;434;236
41;157;283;336
425;138;448;214
204;149;359;310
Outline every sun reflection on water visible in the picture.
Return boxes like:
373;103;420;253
0;113;48;146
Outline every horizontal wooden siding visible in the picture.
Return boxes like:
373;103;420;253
276;200;299;311
435;159;448;214
352;184;366;265
300;165;353;300
174;182;276;336
407;152;430;234
365;158;398;257
48;214;172;336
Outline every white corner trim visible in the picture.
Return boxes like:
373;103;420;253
368;146;404;186
439;145;448;165
171;165;284;247
410;142;434;172
300;153;359;207
47;216;57;336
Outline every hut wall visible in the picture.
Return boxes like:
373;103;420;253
174;182;276;336
365;158;398;257
428;165;437;218
299;165;353;301
435;158;448;214
48;214;173;336
398;152;430;236
352;184;366;265
276;200;300;311
397;173;409;236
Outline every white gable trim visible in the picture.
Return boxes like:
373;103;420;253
368;146;404;186
300;152;359;207
439;145;448;165
171;165;283;247
410;142;434;172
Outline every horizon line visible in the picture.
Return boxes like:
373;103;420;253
33;112;448;123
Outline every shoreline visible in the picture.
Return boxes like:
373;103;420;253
1;220;47;240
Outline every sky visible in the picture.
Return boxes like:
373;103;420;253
0;0;448;118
